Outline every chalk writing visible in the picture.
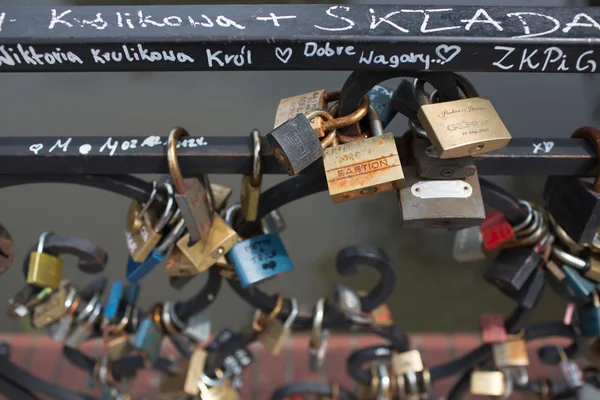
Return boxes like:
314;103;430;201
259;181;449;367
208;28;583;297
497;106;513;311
275;47;292;64
91;45;193;64
304;42;355;57
314;6;354;32
49;138;71;153
79;144;92;155
493;46;596;72
206;46;251;67
256;13;296;27
0;45;83;66
532;141;554;154
29;144;43;155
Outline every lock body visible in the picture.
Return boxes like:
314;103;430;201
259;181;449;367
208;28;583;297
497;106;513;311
470;371;505;396
176;214;240;274
106;332;133;360
413;137;476;180
103;281;124;323
258;319;289;355
125;201;160;262
417;97;511;158
210;183;233;213
166;247;197;277
267;114;324;176
133;317;163;364
126;250;164;284
323;133;404;203
544;176;600;246
27;252;62;289
580;305;600;337
183;311;211;342
229;233;294;287
32;286;67;328
274;89;327;137
175;177;214;243
392;350;424;376
585;256;600;282
484;247;540;292
397;167;485;229
452;226;485;263
492;339;529;367
564;265;596;297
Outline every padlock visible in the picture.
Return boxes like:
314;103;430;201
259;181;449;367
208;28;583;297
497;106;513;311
183;311;211;343
323;104;404;203
65;300;102;348
480;210;516;251
47;286;79;342
125;181;175;262
452;226;486;263
210;183;233;213
397;167;485;229
507;268;545;309
260;209;286;235
132;315;164;364
267;111;326;176
469;370;505;396
331;284;363;318
391;349;424;376
558;347;584;388
126;215;186;284
27;232;63;289
369;303;394;327
32;283;69;328
367;84;397;128
580;291;600;337
103;324;132;361
480;313;508;344
255;298;298;355
492;339;529;368
563;265;596;298
198;376;239;400
484;247;540;292
309;297;329;372
414;77;511;158
159;347;207;396
103;281;124;326
241;129;262;222
176;213;240;274
168;127;214;243
228;229;294;288
274;89;328;136
205;329;253;387
166;247;197;277
413;137;476;180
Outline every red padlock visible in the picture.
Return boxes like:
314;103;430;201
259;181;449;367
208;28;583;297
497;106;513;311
480;210;515;251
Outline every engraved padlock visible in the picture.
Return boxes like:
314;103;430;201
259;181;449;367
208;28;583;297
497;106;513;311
274;89;328;137
27;232;63;289
397;167;485;229
414;74;511;159
168;127;214;243
323;102;404;203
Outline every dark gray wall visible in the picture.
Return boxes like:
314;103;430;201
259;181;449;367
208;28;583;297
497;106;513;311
0;0;594;332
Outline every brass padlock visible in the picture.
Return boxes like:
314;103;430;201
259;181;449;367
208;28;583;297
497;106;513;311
584;254;600;283
255;298;298;355
397;167;485;229
27;232;63;289
391;349;424;376
414;76;511;159
241;130;263;222
470;370;506;396
166;247;198;277
125;181;175;262
168;127;215;243
176;214;240;274
103;324;133;361
323;104;404;203
32;283;69;328
159;348;207;397
492;338;529;368
210;183;233;213
274;89;328;137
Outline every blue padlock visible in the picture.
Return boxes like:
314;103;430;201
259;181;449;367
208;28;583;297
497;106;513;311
563;265;596;298
124;283;140;306
580;291;600;338
368;84;397;128
228;233;294;288
133;317;163;364
126;217;186;284
103;281;124;324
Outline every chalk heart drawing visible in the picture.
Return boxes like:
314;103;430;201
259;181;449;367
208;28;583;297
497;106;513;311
543;141;554;152
29;143;43;154
275;47;292;64
435;45;461;64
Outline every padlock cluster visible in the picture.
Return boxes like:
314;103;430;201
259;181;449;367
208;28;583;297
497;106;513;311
3;71;600;400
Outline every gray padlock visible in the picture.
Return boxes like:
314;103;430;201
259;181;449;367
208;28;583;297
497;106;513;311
397;167;485;229
183;311;211;343
65;300;102;348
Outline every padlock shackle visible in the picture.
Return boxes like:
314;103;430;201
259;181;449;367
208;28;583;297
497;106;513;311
249;129;262;187
166;127;191;195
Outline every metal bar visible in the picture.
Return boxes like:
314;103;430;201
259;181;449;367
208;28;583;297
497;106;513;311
0;5;599;73
0;136;596;176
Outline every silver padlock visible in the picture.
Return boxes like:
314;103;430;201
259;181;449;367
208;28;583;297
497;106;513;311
260;210;286;234
453;226;486;263
397;167;485;229
65;298;102;348
309;297;329;372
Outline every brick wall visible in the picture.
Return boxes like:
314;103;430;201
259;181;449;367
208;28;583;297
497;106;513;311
0;333;580;399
